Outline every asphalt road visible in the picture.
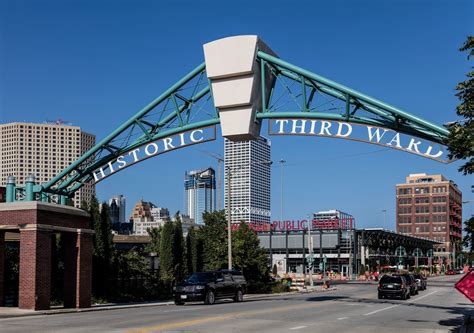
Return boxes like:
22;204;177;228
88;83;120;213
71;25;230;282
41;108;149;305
0;275;472;333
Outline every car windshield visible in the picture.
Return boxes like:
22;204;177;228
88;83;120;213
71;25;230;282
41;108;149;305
381;276;402;284
186;272;215;283
413;274;422;279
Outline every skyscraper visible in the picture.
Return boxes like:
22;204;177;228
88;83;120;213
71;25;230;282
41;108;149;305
396;173;462;264
185;168;216;225
109;195;126;224
224;136;271;224
0;122;95;207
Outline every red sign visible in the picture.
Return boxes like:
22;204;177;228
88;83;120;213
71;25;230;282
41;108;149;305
229;218;354;232
455;271;474;303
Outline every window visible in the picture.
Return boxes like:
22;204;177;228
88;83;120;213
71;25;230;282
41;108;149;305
398;188;412;195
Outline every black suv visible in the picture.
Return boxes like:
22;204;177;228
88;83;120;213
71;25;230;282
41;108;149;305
393;273;418;296
378;275;410;300
413;274;427;291
173;271;246;305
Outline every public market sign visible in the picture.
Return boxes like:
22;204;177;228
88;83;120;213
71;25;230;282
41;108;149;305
269;119;449;163
92;126;216;183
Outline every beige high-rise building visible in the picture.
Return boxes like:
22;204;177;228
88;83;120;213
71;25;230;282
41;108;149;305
0;122;96;207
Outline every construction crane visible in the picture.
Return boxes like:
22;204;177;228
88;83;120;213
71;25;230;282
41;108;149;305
200;150;224;210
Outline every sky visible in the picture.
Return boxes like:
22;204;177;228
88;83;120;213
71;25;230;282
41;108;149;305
0;0;472;229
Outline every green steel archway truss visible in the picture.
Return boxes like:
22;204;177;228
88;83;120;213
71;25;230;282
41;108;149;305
8;51;450;203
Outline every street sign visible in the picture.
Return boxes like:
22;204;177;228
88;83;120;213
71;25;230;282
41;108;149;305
455;271;474;303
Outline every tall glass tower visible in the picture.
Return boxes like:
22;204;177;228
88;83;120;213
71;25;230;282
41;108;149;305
185;168;216;225
224;136;271;224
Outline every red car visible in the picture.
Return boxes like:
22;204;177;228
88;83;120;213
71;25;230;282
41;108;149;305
445;270;457;275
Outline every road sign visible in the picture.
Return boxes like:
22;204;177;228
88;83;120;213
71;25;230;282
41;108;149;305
455;271;474;303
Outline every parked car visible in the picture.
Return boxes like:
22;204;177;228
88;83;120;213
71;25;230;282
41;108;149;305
413;274;427;291
446;269;457;275
219;269;247;294
393;273;418;295
173;271;246;305
378;275;410;300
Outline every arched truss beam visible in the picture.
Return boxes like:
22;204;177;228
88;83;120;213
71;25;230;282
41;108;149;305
34;52;449;200
37;63;218;198
256;51;449;144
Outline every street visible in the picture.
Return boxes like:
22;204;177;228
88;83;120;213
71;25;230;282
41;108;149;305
0;275;472;333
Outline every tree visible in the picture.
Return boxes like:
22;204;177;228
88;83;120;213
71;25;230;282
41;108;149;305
99;202;115;264
173;213;186;281
463;216;474;254
446;36;473;175
232;222;270;282
89;199;115;297
200;211;228;271
159;218;175;283
186;227;203;274
145;226;161;254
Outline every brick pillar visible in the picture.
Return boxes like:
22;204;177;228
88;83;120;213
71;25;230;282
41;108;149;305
0;231;5;306
19;227;52;310
76;231;93;308
62;232;77;308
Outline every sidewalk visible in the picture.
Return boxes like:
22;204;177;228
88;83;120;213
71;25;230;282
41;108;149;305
0;287;337;320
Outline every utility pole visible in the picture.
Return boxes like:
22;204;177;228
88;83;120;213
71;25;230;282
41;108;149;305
226;166;232;270
308;214;313;287
382;209;387;230
275;159;286;272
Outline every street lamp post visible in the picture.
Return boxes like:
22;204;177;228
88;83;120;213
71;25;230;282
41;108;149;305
226;165;232;270
382;209;387;230
225;160;273;271
279;159;286;272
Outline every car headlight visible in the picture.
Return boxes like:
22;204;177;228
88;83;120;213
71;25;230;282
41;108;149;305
196;285;205;290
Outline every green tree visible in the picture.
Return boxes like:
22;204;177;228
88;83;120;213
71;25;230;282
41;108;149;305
99;202;115;264
145;227;161;254
446;36;473;175
463;216;474;254
186;227;203;274
232;222;270;282
89;198;115;298
200;210;228;270
159;218;175;283
173;213;186;281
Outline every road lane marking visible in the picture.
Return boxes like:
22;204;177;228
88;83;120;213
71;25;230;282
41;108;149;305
407;290;438;303
363;304;399;316
126;300;338;333
337;317;348;320
290;326;307;330
363;290;438;316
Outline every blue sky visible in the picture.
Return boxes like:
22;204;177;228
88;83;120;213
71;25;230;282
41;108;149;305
1;0;472;228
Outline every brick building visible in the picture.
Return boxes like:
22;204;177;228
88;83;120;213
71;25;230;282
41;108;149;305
396;173;462;263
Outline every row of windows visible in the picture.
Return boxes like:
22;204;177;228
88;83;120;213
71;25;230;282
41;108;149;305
398;186;447;195
398;215;448;224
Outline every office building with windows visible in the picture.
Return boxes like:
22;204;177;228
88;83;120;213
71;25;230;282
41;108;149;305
0;122;95;207
224;136;271;224
109;195;126;224
185;168;216;225
396;173;462;263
